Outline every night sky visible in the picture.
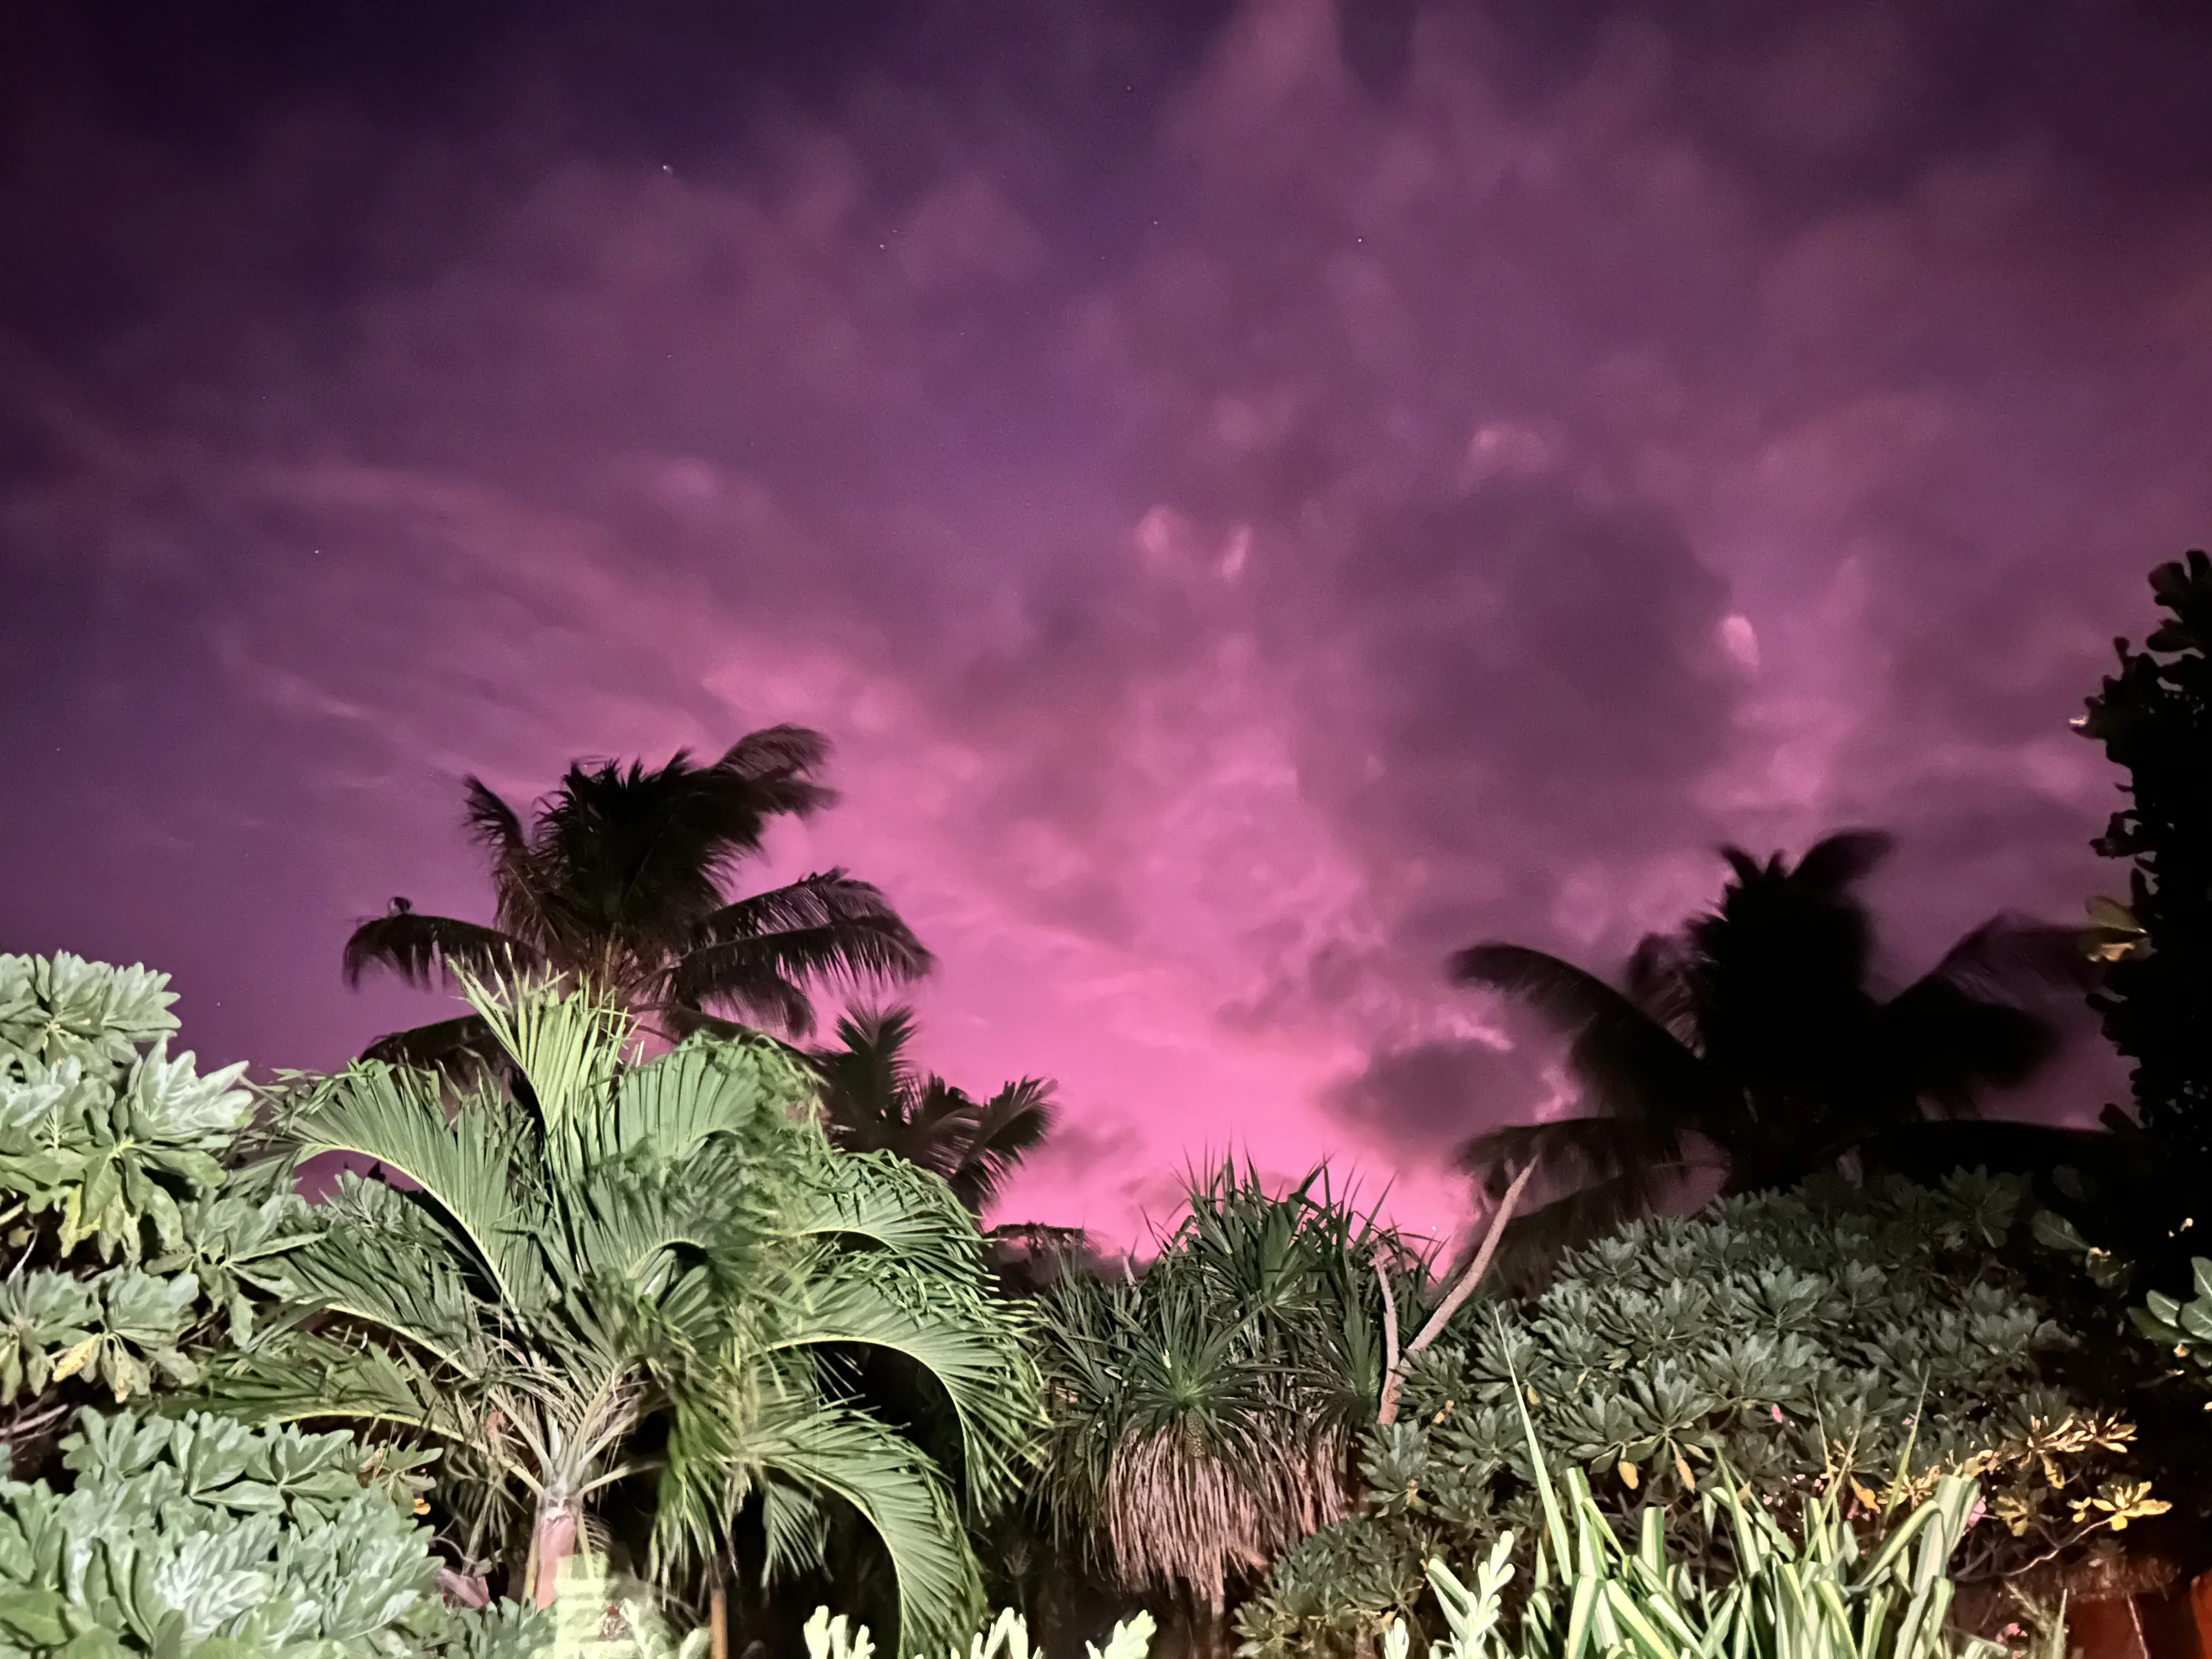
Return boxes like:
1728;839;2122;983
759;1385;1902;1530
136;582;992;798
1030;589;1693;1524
3;0;2203;1246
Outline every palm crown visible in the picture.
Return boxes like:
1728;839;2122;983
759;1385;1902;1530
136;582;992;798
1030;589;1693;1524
1454;829;2087;1261
208;974;1041;1651
811;1008;1057;1219
343;727;932;1065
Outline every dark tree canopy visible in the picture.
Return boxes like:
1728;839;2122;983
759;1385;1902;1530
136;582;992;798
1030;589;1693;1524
1454;829;2085;1263
810;1006;1057;1217
343;727;933;1065
2079;550;2212;1159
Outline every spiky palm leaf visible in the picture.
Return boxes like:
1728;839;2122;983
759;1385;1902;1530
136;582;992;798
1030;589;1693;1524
208;978;1040;1652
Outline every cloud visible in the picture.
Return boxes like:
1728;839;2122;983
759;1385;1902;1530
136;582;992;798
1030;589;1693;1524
3;0;2205;1246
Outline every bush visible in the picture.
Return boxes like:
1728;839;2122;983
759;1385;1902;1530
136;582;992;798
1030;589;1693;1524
1393;1398;2010;1659
0;953;315;1423
0;1408;458;1656
1238;1175;2146;1657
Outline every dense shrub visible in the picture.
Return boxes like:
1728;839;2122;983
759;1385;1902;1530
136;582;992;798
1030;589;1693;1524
0;953;314;1426
1237;1174;2148;1657
0;1408;514;1656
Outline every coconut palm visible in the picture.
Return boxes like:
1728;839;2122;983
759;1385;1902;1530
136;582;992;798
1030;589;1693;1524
811;1008;1057;1218
1453;828;2088;1260
205;974;1041;1652
342;728;932;1066
1034;1166;1418;1627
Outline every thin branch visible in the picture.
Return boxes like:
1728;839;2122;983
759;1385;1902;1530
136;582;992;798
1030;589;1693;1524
1378;1161;1536;1425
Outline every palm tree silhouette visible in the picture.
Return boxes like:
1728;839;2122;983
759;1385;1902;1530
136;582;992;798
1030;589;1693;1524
811;1006;1056;1217
1453;829;2087;1260
343;727;932;1065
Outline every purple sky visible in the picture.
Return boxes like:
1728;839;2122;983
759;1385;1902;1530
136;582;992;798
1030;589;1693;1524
2;0;2201;1248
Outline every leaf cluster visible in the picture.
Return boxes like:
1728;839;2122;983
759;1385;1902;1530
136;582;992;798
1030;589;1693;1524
2077;549;2212;1158
0;1408;455;1657
0;956;315;1415
1239;1176;2142;1657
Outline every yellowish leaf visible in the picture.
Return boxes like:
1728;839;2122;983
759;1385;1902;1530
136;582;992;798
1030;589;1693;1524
47;1337;98;1384
1618;1460;1640;1490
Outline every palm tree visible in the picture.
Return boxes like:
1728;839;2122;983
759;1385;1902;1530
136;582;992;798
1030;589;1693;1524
811;1007;1057;1218
207;974;1041;1652
1453;829;2089;1261
342;728;932;1066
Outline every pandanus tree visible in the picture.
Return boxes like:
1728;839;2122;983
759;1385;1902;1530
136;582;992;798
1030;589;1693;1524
1034;1167;1415;1623
811;1008;1057;1218
1454;829;2087;1261
205;974;1042;1652
342;727;932;1067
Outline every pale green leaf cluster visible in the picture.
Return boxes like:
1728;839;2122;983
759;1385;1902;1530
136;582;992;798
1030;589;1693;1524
0;1409;454;1657
1239;1176;2131;1656
0;956;178;1083
0;956;316;1409
1387;1385;2010;1659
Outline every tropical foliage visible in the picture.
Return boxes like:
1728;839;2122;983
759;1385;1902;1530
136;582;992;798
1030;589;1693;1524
0;953;315;1435
812;1007;1057;1217
1236;1174;2149;1658
341;730;932;1066
1034;1167;1417;1616
206;974;1041;1653
1453;831;2085;1261
0;1407;471;1657
1389;1390;2008;1659
2076;549;2212;1161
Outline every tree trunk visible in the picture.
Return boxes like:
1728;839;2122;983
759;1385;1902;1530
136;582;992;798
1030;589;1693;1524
710;1575;730;1659
526;1496;581;1609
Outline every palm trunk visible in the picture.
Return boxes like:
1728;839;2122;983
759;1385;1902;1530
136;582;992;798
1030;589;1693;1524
526;1494;582;1609
710;1573;730;1659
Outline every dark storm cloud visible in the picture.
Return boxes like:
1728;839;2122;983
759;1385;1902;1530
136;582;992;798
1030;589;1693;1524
2;0;2206;1242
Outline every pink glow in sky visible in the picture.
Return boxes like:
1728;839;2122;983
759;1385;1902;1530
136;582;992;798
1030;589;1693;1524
2;0;2200;1250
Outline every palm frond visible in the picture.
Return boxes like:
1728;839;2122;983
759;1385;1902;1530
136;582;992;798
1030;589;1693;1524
662;1397;985;1656
359;1013;505;1076
675;874;934;1036
1787;828;1896;894
1456;1114;1700;1204
783;1150;990;1280
291;1061;549;1316
462;969;629;1137
812;1006;927;1148
774;1252;1042;1516
715;725;832;786
464;776;555;946
941;1079;1056;1215
1451;944;1723;1138
602;1035;815;1167
342;908;541;990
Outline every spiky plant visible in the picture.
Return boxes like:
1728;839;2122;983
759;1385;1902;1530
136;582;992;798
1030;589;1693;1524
1035;1166;1419;1616
204;975;1042;1654
342;729;932;1067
